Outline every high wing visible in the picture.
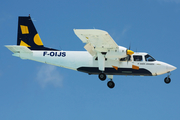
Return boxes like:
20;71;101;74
74;29;119;55
74;29;121;71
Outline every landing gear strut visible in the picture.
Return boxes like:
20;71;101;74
164;72;171;84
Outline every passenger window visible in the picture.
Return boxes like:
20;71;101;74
133;55;143;61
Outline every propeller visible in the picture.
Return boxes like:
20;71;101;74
126;44;134;64
126;43;134;56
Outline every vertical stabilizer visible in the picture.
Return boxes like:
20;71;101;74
17;15;57;50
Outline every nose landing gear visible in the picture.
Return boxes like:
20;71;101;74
164;72;171;84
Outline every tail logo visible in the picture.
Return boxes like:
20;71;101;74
20;40;31;47
20;25;29;34
34;34;43;46
17;16;55;50
20;25;31;47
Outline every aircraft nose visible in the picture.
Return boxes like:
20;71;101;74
166;64;177;72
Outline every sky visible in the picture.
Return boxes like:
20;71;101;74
0;0;180;120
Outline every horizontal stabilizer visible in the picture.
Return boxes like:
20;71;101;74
5;45;32;53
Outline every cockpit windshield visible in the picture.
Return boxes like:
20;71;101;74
145;54;156;62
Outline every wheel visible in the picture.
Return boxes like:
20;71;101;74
98;73;106;81
164;77;171;84
107;81;115;88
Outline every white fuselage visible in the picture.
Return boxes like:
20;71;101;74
14;50;176;76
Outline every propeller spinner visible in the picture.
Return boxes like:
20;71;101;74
127;49;134;55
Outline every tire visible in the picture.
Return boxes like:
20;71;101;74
164;77;171;84
107;81;115;88
98;73;106;81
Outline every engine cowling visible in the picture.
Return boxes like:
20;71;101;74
105;46;134;59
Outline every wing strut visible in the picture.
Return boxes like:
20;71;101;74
97;52;105;71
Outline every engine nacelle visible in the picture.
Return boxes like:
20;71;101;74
105;46;128;59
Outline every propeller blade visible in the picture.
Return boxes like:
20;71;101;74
127;55;130;64
127;43;133;64
129;43;131;50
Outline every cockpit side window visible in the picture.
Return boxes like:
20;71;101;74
145;54;156;62
120;55;131;61
133;55;143;61
120;57;126;61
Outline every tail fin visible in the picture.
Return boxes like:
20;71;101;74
17;15;57;50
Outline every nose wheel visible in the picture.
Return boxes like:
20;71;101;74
164;72;171;84
164;77;171;84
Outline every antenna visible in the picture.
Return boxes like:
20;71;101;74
59;46;62;51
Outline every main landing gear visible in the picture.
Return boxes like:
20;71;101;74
98;73;115;89
164;72;171;84
98;73;106;81
107;80;115;89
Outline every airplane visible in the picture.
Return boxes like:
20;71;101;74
5;15;177;89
